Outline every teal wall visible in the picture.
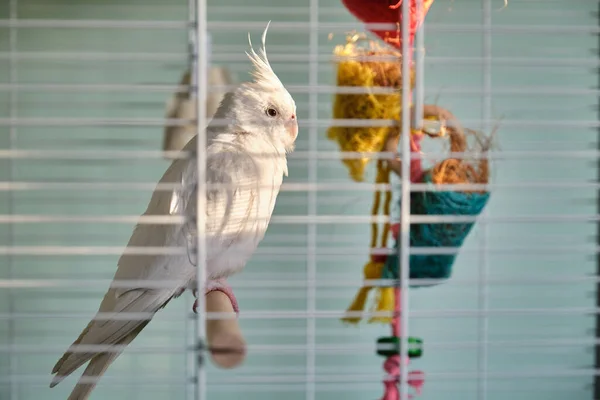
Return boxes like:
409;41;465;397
0;0;598;400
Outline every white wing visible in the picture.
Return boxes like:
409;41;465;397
50;134;263;396
183;136;264;279
50;154;194;392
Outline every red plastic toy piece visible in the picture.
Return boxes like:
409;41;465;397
341;0;434;54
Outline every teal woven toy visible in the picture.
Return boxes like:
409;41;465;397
383;172;490;287
384;106;492;291
343;104;493;324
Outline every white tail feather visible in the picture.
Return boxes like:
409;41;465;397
65;353;116;400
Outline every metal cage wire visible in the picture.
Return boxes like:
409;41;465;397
0;1;599;400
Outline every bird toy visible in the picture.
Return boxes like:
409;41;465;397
378;288;425;400
327;31;410;182
360;105;492;324
331;1;495;399
341;103;493;398
329;2;433;398
327;0;433;181
341;0;435;55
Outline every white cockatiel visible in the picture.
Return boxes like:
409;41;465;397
50;22;297;400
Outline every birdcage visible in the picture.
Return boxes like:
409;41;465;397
1;1;599;400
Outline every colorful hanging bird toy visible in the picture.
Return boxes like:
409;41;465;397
329;1;496;399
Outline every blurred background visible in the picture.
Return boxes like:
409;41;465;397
0;0;598;399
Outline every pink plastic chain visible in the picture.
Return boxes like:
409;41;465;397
381;289;425;400
383;134;425;400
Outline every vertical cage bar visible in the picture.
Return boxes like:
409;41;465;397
186;0;197;398
594;1;600;398
413;0;424;130
398;0;412;399
7;0;17;399
477;0;492;399
306;3;319;400
194;0;208;399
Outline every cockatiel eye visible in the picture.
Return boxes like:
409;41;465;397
266;107;278;117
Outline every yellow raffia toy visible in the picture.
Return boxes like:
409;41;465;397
327;32;414;183
327;32;409;323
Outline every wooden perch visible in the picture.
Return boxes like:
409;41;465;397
205;290;247;369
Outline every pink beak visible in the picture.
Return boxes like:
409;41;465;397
285;114;298;140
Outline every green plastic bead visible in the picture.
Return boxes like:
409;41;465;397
376;336;423;358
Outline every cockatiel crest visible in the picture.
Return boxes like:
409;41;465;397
246;22;283;89
50;22;297;400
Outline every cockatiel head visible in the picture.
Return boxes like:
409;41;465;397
212;22;298;153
